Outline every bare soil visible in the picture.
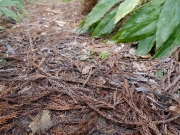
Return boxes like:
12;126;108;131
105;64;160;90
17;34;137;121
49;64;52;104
0;1;180;135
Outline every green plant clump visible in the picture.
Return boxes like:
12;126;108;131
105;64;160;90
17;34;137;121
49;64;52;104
77;0;180;58
0;55;7;64
0;0;26;29
99;51;109;59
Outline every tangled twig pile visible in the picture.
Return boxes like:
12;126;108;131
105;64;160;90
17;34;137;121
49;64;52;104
0;1;180;134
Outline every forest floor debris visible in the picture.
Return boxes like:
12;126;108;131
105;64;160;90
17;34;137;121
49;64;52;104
0;0;180;134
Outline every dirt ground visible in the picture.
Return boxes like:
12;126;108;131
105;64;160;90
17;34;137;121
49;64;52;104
0;1;180;135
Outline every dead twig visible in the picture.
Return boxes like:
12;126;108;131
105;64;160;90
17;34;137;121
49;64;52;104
83;68;94;87
155;113;180;124
80;95;141;126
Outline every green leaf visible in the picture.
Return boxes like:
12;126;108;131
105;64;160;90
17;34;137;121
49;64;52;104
88;20;101;33
108;7;161;43
156;0;180;50
0;7;20;22
115;0;140;24
119;20;157;42
76;19;86;32
154;24;180;58
92;7;118;38
16;11;24;19
136;34;155;55
150;0;166;6
15;0;23;4
15;3;25;12
80;0;121;32
108;0;165;44
76;20;101;34
0;0;20;7
80;20;100;34
0;0;25;14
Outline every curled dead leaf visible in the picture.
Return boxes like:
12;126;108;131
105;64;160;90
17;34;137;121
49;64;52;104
169;105;180;113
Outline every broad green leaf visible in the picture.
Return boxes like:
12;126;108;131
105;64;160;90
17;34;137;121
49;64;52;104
109;8;160;43
0;0;20;7
76;20;101;34
15;3;25;12
136;34;155;55
156;0;180;50
119;20;157;42
113;0;165;34
154;24;180;58
108;0;165;44
88;20;101;33
115;0;140;24
92;7;118;38
0;7;20;22
17;11;25;19
15;0;23;3
0;0;25;16
80;0;121;31
152;0;166;4
76;20;86;33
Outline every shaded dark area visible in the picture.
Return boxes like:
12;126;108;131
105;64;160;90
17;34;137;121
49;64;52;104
0;1;180;135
